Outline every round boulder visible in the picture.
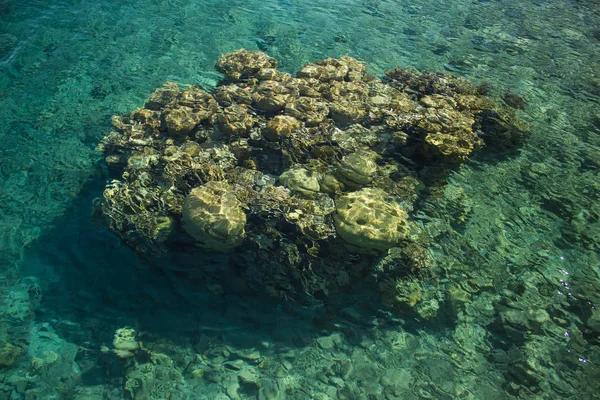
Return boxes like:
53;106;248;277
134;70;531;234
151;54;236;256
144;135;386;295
182;181;246;252
333;188;410;253
279;167;320;197
264;115;301;141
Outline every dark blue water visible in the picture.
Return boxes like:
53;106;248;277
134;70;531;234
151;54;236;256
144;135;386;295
1;0;600;398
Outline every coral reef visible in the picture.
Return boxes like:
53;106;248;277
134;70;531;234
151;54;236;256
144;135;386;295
95;49;525;306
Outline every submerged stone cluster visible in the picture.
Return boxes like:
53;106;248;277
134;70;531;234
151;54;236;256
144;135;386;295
95;49;525;305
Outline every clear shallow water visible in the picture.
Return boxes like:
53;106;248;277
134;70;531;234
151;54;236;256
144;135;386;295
1;0;600;398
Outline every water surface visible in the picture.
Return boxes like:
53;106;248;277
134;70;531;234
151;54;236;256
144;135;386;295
1;0;599;398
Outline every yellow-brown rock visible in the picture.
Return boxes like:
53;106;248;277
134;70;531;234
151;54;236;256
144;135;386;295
252;80;297;113
329;101;367;125
145;82;180;110
216;49;278;81
256;68;282;81
214;84;254;106
297;56;366;82
285;97;329;126
217;104;257;137
162;106;203;135
337;150;378;185
178;86;219;118
263;115;301;141
418;95;482;162
333;188;410;253
182;181;246;252
112;327;140;359
279;167;320;197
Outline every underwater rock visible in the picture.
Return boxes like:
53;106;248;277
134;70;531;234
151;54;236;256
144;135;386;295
258;379;283;400
161;86;218;135
279;167;320;197
319;173;344;195
252;80;298;113
218;104;257;137
448;284;471;309
96;179;175;256
96;49;526;304
336;150;378;186
418;95;482;162
285;97;329;126
332;124;380;153
179;86;219;111
216;48;278;81
502;308;551;333
182;181;246;252
25;323;81;395
334;188;410;253
1;278;40;321
500;308;551;344
215;84;255;106
238;366;260;386
145;82;181;110
297;56;367;82
385;67;527;155
316;333;343;350
329;100;368;125
162;106;203;136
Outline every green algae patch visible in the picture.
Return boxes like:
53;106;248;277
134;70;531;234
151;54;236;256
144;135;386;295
95;49;526;303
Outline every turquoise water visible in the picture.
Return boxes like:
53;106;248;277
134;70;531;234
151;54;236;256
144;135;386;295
1;0;600;398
